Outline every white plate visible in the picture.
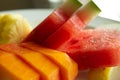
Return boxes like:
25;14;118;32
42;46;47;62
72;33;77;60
0;9;120;80
0;9;120;28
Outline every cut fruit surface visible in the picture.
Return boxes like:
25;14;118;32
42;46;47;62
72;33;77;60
24;0;82;44
0;44;60;80
0;50;40;80
0;14;32;44
42;15;85;49
88;66;120;80
61;28;120;69
42;1;101;50
21;42;78;80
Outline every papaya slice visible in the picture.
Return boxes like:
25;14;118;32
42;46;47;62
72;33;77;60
21;42;78;80
0;44;60;80
0;50;40;80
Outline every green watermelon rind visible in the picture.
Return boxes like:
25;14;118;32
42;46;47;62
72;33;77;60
60;0;82;16
76;1;101;24
61;0;82;9
88;1;101;13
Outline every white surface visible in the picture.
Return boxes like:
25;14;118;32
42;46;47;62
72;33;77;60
0;9;120;29
80;0;120;22
93;0;120;22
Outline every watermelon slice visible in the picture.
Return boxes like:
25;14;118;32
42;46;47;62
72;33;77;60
60;28;120;69
42;1;101;50
24;0;82;43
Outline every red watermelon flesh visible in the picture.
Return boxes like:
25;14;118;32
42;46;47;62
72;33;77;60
42;15;85;49
24;0;82;44
59;28;120;69
42;1;101;50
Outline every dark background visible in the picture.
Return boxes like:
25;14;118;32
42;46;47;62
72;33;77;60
0;0;62;11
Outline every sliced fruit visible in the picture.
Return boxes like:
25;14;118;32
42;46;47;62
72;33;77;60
0;14;32;44
21;42;78;80
88;67;112;80
42;1;101;49
0;50;40;80
88;67;120;80
24;0;82;43
0;66;13;80
87;24;120;80
61;28;120;69
0;44;60;80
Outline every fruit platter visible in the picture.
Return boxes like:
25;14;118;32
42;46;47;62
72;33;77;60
0;0;120;80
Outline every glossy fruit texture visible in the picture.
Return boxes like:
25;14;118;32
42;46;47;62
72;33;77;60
21;42;78;80
0;50;40;80
24;0;82;44
0;44;60;80
42;1;101;51
61;28;120;69
0;43;78;80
